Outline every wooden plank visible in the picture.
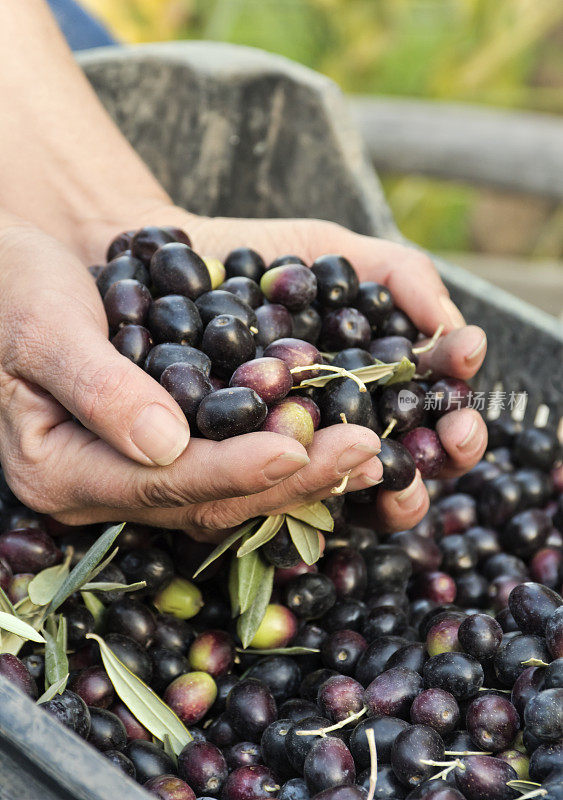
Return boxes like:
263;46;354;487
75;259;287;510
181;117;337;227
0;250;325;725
350;96;563;200
0;676;148;800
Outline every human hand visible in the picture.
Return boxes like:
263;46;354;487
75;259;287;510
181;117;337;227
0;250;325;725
96;206;488;533
0;219;383;539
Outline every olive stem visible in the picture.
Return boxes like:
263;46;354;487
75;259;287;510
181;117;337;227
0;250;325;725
381;418;397;439
412;324;445;355
422;758;465;782
331;474;350;495
428;764;457;782
365;728;378;800
290;364;368;393
249;326;259;335
295;706;367;736
478;687;511;693
521;658;549;667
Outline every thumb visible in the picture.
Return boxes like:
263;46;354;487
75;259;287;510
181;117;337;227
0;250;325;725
27;319;191;466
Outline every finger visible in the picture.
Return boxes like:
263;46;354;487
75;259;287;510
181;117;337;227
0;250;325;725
333;234;466;335
375;470;430;534
5;386;317;514
435;407;488;479
171;424;381;530
417;326;487;380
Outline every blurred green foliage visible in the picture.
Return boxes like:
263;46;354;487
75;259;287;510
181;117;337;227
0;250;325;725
83;0;563;254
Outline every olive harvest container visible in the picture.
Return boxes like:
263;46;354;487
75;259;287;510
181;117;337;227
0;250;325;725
0;41;561;800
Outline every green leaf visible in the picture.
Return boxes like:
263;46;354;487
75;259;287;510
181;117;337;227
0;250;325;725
162;734;178;767
81;580;146;593
84;547;120;583
44;615;68;688
287;502;334;532
0;587;17;615
37;673;69;704
192;520;259;579
378;356;416;386
0;611;45;644
228;559;240;617
237;548;267;614
28;562;70;606
81;591;106;630
286;517;321;566
236;515;285;558
236;646;320;655
48;523;124;613
87;633;192;754
237;565;275;649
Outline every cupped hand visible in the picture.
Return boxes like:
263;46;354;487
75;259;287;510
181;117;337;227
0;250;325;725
109;206;489;532
0;220;383;539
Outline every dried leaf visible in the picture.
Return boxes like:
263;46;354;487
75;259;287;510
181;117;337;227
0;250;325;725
287;502;334;532
236;515;285;558
48;523;124;613
0;610;45;644
237;565;275;649
192;520;259;579
286;517;321;566
87;633;192;754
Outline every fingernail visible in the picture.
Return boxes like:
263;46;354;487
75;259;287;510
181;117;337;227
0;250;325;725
359;474;384;488
458;418;478;450
130;404;190;466
263;452;310;481
396;471;422;510
439;295;465;329
337;443;380;474
465;335;487;365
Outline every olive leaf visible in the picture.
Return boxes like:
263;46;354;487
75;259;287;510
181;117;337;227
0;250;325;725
0;587;17;615
162;734;178;767
192;520;259;579
48;523;124;613
28;558;71;606
228;559;240;618
237;565;275;649
37;673;69;704
237;547;268;614
81;580;146;593
286;502;334;532
236;515;285;558
235;646;320;656
0;610;46;644
44;615;69;689
81;591;106;630
378;356;416;386
87;633;192;755
286;517;321;566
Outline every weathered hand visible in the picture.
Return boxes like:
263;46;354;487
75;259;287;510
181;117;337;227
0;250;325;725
0;221;382;540
118;207;489;533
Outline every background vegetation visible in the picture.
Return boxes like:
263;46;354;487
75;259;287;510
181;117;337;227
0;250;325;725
82;0;563;261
